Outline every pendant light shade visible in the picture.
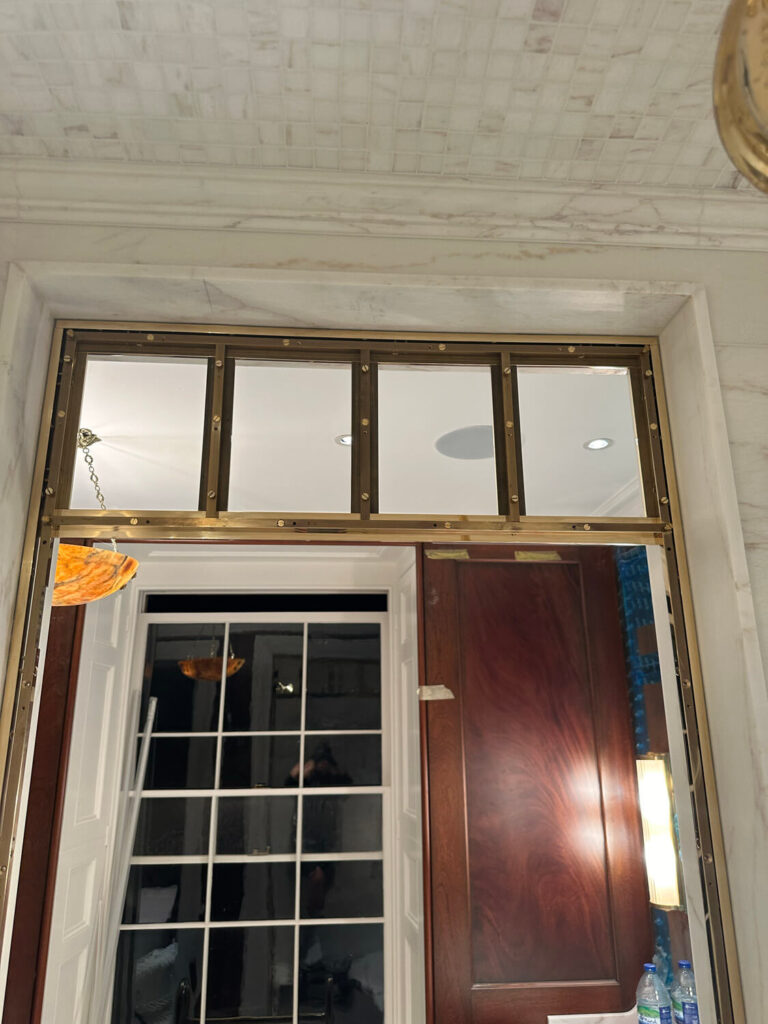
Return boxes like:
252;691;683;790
177;656;245;681
52;544;139;607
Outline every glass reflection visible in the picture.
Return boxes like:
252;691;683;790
141;624;224;733
112;929;203;1024
301;735;382;787
225;626;304;732
300;860;383;920
206;926;294;1021
211;862;296;921
133;798;210;857
306;625;381;731
142;737;217;790
302;796;382;855
299;924;383;1024
220;735;301;789
216;796;297;855
123;864;206;924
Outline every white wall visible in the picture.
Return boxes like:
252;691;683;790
1;199;768;1020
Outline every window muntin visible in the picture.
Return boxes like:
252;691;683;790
114;615;387;1024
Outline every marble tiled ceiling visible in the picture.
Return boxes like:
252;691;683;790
0;0;743;190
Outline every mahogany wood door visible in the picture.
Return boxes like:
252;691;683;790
422;545;652;1024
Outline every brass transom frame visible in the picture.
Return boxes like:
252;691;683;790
0;321;744;1024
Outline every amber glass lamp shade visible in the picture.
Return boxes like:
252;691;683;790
52;544;139;607
177;657;245;681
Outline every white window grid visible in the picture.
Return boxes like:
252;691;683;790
119;611;390;1024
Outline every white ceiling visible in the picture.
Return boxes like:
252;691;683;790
70;357;643;517
0;0;748;192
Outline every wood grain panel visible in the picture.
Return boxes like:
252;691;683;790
423;545;652;1024
459;561;614;985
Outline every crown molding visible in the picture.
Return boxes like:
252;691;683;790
1;158;768;251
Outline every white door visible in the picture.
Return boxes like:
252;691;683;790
40;588;135;1024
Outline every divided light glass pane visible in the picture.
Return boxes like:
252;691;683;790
217;795;298;855
113;929;204;1024
133;797;211;857
378;363;498;514
302;795;383;855
141;736;217;790
517;366;646;517
300;860;383;920
211;862;296;921
225;625;304;732
141;624;224;733
220;735;302;789
298;924;383;1024
228;360;352;512
122;864;207;924
302;734;382;787
207;927;294;1022
306;624;381;732
71;355;207;510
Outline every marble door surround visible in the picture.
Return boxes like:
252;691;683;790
0;261;766;1024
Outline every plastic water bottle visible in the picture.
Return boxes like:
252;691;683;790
675;961;699;1023
637;962;673;1023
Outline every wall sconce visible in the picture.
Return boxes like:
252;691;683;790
635;755;683;910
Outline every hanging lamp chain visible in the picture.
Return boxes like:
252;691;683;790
77;427;117;553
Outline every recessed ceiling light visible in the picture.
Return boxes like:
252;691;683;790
335;434;353;446
435;425;494;460
583;437;613;450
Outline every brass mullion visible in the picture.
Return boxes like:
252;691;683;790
492;354;521;519
47;334;84;511
201;344;227;518
632;357;661;517
217;356;236;512
352;350;374;518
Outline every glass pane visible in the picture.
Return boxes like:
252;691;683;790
142;737;217;790
229;360;352;512
207;927;294;1021
72;355;207;511
141;623;224;733
302;795;382;855
299;924;383;1024
517;366;645;517
211;863;296;921
122;864;206;924
378;363;498;514
112;928;203;1024
225;625;304;732
300;860;383;920
306;625;381;731
133;797;210;856
303;735;382;787
217;796;297;855
221;735;301;789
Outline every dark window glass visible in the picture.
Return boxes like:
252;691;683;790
220;735;301;789
141;737;217;790
216;796;297;856
206;926;294;1021
299;924;383;1024
133;798;211;857
225;625;304;732
302;734;381;787
211;863;296;921
112;929;203;1024
306;625;381;731
300;860;383;920
141;624;224;733
122;864;206;924
302;795;382;855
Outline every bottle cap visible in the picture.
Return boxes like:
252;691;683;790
644;963;657;972
678;960;691;968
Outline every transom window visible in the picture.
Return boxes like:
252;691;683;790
114;612;387;1024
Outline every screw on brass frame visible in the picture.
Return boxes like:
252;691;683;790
439;344;446;351
66;329;74;338
57;410;65;418
130;517;139;525
568;345;575;353
361;417;370;427
505;420;513;429
277;519;285;527
282;339;290;346
41;516;51;524
44;486;54;496
703;853;714;864
361;492;370;501
511;494;519;503
664;523;672;531
503;366;512;375
213;414;221;423
645;369;653;377
583;523;591;530
208;490;216;499
361;364;369;373
147;334;154;341
216;360;223;368
650;422;658;431
660;496;669;504
444;522;451;528
63;354;72;363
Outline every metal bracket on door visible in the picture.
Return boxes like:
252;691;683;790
417;684;455;701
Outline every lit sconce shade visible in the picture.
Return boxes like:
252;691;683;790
635;756;683;909
52;544;139;607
